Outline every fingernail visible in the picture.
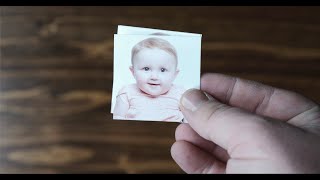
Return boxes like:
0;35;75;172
180;89;213;112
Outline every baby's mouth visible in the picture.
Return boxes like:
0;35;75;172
148;83;160;86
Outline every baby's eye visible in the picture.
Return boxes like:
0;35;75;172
161;68;167;72
143;67;150;71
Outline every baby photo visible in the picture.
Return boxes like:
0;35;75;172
111;26;202;122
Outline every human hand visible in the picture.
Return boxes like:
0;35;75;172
171;73;320;173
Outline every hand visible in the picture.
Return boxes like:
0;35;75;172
171;73;320;173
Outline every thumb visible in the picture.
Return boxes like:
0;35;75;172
180;89;272;152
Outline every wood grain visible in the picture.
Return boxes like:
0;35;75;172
1;6;320;173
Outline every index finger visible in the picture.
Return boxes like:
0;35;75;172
201;73;318;122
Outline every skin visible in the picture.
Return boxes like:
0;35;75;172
113;48;179;118
171;73;320;174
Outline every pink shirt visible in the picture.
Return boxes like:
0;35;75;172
117;84;185;122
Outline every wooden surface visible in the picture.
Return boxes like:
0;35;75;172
1;6;320;173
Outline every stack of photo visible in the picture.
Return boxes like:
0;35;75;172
112;25;202;122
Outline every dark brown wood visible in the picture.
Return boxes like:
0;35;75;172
1;6;320;173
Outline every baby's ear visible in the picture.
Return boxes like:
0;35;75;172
174;69;180;79
129;66;134;76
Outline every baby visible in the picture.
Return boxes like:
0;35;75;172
113;37;185;122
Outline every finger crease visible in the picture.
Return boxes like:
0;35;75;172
225;77;238;104
254;87;275;115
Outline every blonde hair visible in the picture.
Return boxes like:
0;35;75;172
131;37;178;67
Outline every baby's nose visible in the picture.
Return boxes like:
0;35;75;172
150;72;159;80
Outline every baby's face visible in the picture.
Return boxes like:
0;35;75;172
131;48;179;96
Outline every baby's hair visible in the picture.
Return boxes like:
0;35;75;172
131;37;177;66
150;32;169;36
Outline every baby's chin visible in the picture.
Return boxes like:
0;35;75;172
143;89;170;97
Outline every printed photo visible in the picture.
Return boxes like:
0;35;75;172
111;26;202;122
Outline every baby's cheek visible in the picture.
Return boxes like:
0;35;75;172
163;74;176;83
136;80;145;89
134;75;145;84
136;73;149;82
